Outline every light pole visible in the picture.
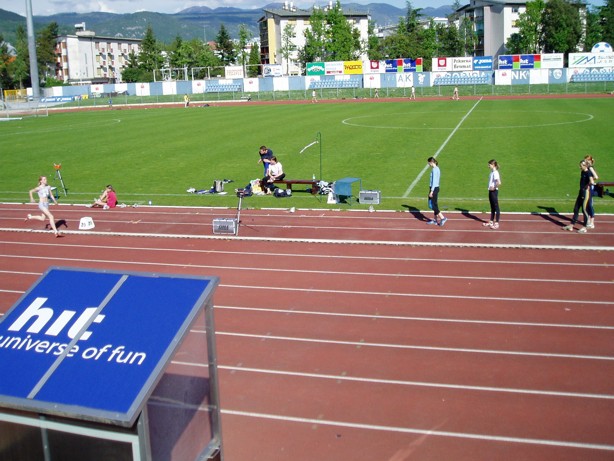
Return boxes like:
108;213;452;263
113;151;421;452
25;0;40;100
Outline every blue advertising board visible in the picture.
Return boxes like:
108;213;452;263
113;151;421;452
473;56;493;71
0;267;218;426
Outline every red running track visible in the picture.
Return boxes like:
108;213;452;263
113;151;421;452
1;203;613;461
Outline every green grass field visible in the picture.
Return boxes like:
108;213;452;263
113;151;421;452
1;96;613;214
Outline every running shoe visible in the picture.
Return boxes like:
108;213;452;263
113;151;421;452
491;222;499;230
586;223;595;229
578;227;587;234
439;217;448;227
483;221;493;227
563;225;574;231
426;220;438;225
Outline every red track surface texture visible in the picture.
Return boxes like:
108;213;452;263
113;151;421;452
1;203;613;461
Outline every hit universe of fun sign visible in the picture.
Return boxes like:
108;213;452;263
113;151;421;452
0;267;218;426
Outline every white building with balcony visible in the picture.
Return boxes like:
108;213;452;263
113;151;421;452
55;23;141;84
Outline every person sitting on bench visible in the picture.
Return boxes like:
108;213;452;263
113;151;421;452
262;156;285;194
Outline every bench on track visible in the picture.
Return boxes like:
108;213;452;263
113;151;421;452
595;182;614;198
274;179;319;195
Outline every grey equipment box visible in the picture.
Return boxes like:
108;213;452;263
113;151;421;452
359;190;381;205
213;218;238;235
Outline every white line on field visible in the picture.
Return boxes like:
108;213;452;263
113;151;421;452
403;98;483;198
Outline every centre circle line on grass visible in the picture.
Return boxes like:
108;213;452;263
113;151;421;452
403;97;483;198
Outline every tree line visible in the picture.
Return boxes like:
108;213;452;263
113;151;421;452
1;0;613;90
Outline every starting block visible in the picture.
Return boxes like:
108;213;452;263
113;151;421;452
79;217;95;230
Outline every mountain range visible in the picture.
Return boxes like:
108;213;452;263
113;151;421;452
0;3;454;46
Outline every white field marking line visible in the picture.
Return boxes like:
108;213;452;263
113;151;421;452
216;331;614;361
1;240;611;267
340;110;595;131
0;252;609;286
218;306;614;331
221;409;614;452
174;360;614;401
403;97;483;198
1;229;612;251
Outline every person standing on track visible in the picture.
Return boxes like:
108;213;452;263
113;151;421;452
564;160;595;233
25;176;62;237
483;159;501;230
426;157;447;227
584;155;598;229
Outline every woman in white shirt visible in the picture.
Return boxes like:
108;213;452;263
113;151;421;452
25;176;61;237
484;159;501;230
263;156;285;194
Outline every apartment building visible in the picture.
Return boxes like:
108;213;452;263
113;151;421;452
457;0;587;59
55;23;141;84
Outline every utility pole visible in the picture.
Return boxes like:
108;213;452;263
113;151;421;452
25;0;40;100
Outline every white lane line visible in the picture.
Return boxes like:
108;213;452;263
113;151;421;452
0;253;609;285
0;259;611;305
2;228;611;251
224;283;613;305
220;409;614;451
3;303;613;330
218;306;614;330
403;98;483;198
1;240;612;267
172;361;614;400
215;331;614;361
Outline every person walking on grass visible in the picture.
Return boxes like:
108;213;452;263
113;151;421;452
483;159;501;230
25;176;62;237
426;157;447;227
564;160;594;233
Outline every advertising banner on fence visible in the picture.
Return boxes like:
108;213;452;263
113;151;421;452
385;58;423;73
432;57;451;71
306;62;325;76
365;60;384;73
395;72;415;87
263;64;283;77
540;53;564;69
452;57;473;71
326;61;344;75
569;52;614;68
344;61;363;74
244;77;260;92
473;56;494;71
433;56;493;71
363;73;381;88
498;54;541;69
225;65;244;79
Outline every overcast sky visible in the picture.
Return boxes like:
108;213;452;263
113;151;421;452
4;0;605;16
